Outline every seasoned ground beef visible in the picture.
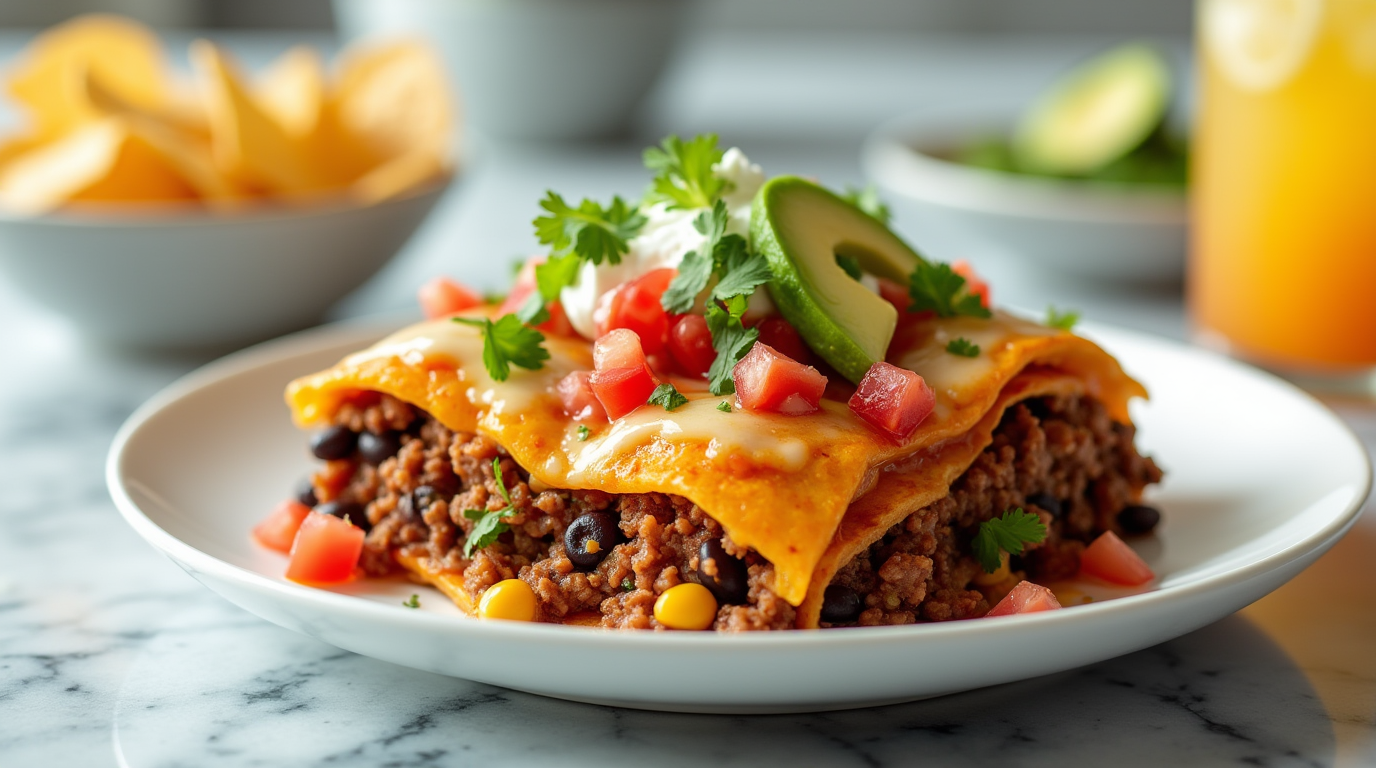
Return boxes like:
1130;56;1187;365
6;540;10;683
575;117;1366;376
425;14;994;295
309;391;1159;631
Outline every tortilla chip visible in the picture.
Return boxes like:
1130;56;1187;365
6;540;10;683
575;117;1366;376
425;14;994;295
255;46;326;139
350;147;449;204
332;39;454;168
190;40;323;196
6;14;168;139
0;118;197;214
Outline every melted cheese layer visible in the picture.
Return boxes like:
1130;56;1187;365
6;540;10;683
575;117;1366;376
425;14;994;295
286;310;1144;606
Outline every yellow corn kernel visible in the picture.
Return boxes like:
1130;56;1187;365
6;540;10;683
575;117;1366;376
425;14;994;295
653;582;718;630
477;578;537;622
973;552;1011;587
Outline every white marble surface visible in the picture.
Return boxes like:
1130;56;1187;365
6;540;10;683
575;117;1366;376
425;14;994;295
2;28;1375;768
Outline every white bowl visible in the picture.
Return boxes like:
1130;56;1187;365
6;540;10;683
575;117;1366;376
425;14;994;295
334;0;687;142
863;105;1188;283
0;182;449;350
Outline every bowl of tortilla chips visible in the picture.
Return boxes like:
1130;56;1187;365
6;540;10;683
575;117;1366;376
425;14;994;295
0;15;458;350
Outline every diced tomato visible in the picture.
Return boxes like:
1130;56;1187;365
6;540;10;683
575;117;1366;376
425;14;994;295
593;328;647;371
732;342;827;415
1080;531;1155;586
754;316;811;364
877;277;910;314
668;314;716;378
600;268;676;354
498;258;575;336
986;581;1063;617
252;500;312;554
418;277;482;319
952;260;991;309
285;513;365;585
847;362;935;440
556;370;607;421
590;365;660;420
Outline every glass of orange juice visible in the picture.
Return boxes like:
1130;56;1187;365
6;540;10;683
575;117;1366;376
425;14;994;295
1191;0;1376;382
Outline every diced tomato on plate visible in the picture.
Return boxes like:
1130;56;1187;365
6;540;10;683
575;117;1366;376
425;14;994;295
600;268;676;354
732;342;827;415
557;370;607;421
418;277;482;319
590;329;660;419
1079;531;1155;586
252;500;312;554
952;260;991;309
668;314;717;378
753;316;811;364
847;361;935;440
986;581;1063;617
285;513;365;585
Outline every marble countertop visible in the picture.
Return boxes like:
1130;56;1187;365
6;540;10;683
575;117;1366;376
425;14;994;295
2;28;1375;768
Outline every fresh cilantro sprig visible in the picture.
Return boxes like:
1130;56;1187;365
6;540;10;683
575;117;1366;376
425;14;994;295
946;337;980;357
1046;306;1080;331
972;508;1047;573
463;508;514;557
453;315;549;382
705;294;758;395
402;594;420;609
492;457;512;506
643;134;731;210
711;237;772;301
841;184;891;224
661;201;731;313
534;192;645;267
908;261;992;319
648;383;689;411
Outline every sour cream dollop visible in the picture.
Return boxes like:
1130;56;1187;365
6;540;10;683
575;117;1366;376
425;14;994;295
560;148;769;340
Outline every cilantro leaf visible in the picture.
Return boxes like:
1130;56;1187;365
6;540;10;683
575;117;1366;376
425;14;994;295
648;383;689;411
705;295;758;395
908;261;992;319
453;315;550;382
402;594;420;609
710;237;771;301
661;201;730;313
576;424;590;441
643;134;730;210
492;457;512;506
1046;306;1080;331
533;192;644;266
462;507;515;557
835;254;863;281
972;508;1048;573
716;401;732;413
534;253;583;303
946;337;980;357
841;184;891;224
621;577;635;591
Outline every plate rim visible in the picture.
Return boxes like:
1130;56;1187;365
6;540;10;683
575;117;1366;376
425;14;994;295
106;315;1372;651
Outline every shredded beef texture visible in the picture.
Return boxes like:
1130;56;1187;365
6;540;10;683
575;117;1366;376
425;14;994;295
310;392;1159;631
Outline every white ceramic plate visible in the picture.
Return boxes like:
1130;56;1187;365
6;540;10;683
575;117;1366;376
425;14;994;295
107;318;1369;714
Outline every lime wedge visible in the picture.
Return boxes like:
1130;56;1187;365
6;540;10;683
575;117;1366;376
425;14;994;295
1013;44;1171;176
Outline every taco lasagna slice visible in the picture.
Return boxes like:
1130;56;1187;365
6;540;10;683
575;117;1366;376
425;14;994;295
271;137;1162;630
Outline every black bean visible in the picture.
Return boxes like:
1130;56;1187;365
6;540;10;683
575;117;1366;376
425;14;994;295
820;585;862;623
412;485;437;511
1117;504;1161;536
358;430;403;465
316;500;370;533
310;425;357;461
698;539;748;605
294;477;318;507
565;512;618;569
1025;492;1063;517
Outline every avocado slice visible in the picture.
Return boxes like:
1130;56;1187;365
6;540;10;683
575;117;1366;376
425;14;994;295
1012;44;1170;176
750;176;921;384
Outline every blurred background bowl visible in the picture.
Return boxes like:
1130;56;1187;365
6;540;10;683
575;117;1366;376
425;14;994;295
863;104;1188;284
334;0;687;143
0;179;449;351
